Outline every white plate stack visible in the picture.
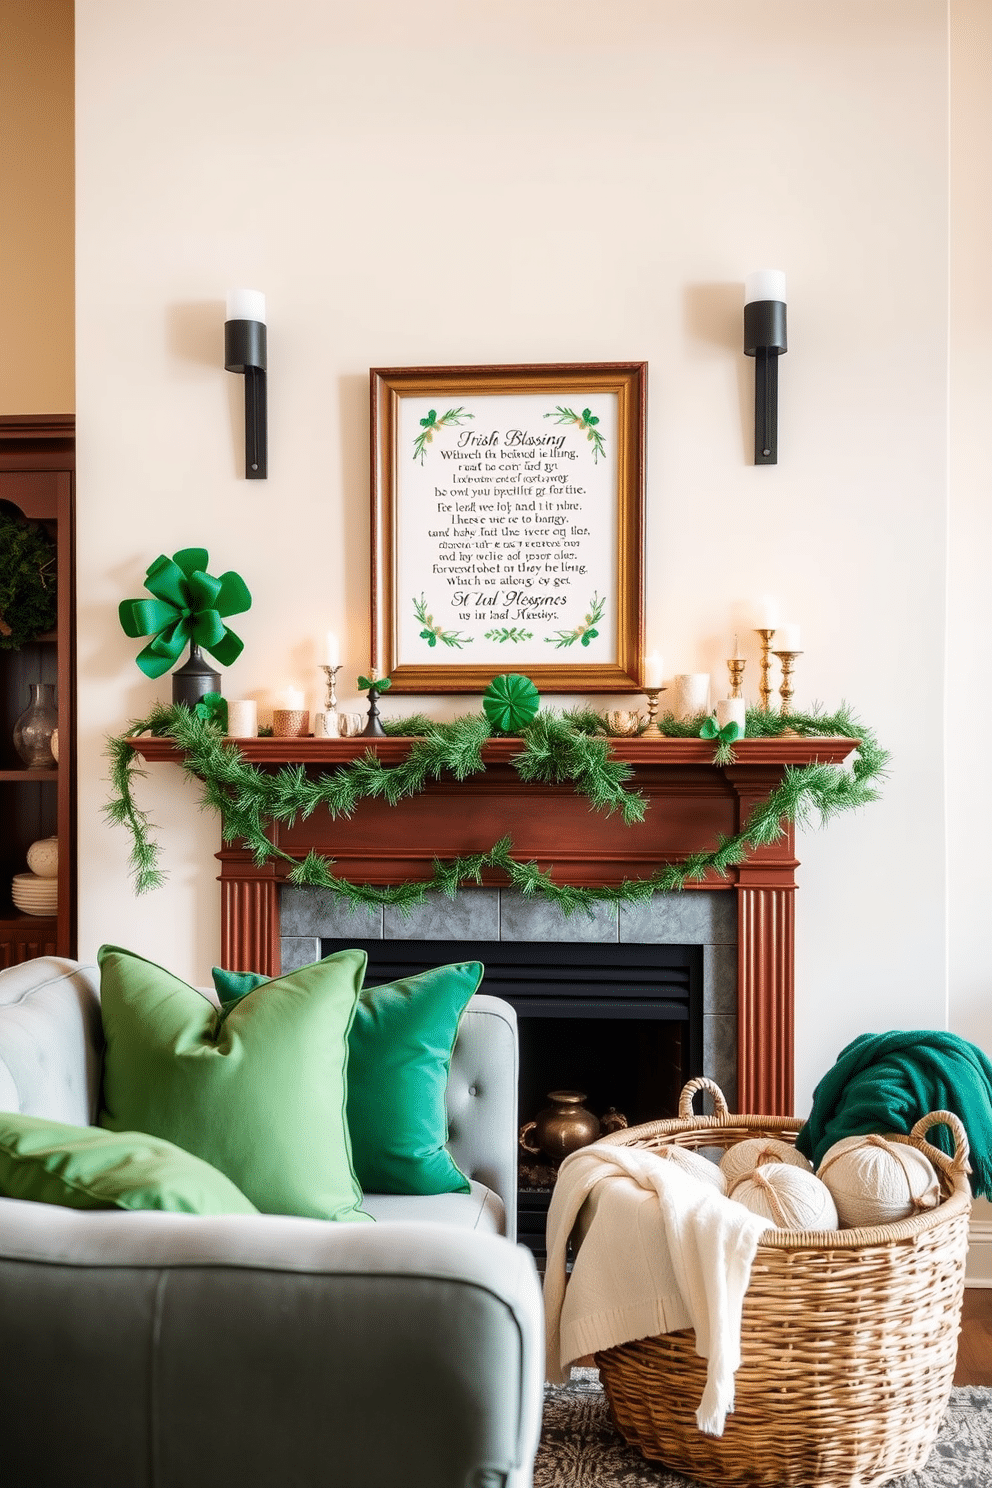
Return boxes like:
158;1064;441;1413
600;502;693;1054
12;873;58;917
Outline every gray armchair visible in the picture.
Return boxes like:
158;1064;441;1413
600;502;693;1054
0;957;543;1488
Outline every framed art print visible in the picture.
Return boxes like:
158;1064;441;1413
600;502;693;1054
370;362;646;692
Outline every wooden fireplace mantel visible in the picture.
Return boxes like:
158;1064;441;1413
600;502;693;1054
129;733;858;1116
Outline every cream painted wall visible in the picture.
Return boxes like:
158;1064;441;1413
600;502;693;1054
949;0;992;1049
948;0;992;1258
0;0;74;413
75;0;952;1112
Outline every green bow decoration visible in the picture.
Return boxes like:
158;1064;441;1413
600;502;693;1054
192;692;228;730
118;548;252;680
357;673;392;694
700;715;742;745
482;673;540;734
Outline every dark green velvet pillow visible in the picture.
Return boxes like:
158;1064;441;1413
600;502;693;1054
0;1112;258;1215
213;958;483;1196
98;944;371;1222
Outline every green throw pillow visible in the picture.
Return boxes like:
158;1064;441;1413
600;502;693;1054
98;944;371;1222
213;958;483;1196
0;1112;258;1215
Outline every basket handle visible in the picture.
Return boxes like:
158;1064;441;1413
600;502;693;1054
678;1077;730;1119
910;1109;972;1176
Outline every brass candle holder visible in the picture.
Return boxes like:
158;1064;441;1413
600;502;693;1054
727;656;746;699
772;649;803;716
641;686;667;736
754;628;776;711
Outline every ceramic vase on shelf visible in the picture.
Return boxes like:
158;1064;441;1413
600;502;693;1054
13;682;59;768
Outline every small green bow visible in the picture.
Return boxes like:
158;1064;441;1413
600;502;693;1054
193;692;228;730
119;548;251;679
483;673;540;734
700;716;742;745
357;673;392;694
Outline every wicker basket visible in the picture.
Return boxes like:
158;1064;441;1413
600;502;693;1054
593;1078;972;1488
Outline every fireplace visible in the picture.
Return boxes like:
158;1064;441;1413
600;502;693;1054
319;926;706;1253
129;730;858;1113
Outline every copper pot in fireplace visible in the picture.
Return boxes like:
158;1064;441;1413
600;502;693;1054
519;1090;601;1164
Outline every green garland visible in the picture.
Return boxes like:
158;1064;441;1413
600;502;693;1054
104;703;888;913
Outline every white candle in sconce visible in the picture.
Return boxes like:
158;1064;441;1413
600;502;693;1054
716;698;746;732
325;631;340;668
775;623;802;651
283;686;305;709
643;651;664;689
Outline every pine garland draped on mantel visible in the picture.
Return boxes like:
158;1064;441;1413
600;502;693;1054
105;702;888;915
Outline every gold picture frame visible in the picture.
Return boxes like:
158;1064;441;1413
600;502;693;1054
371;362;646;693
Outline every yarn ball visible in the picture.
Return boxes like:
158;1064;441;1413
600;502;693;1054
729;1162;839;1231
720;1137;813;1190
652;1145;726;1194
817;1134;941;1228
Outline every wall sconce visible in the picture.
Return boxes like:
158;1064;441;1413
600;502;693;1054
225;288;267;479
743;270;787;465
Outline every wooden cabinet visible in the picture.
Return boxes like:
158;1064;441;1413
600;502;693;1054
0;416;75;965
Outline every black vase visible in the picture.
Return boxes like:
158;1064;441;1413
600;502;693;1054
171;642;221;707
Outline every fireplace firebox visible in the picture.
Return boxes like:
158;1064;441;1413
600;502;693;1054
323;936;703;1254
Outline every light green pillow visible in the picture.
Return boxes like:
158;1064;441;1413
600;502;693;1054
98;944;371;1222
213;958;483;1196
0;1112;258;1215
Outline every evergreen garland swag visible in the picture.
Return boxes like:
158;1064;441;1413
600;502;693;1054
105;703;889;913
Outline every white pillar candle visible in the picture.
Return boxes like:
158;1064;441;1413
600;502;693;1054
283;686;305;710
775;623;801;651
226;700;257;739
754;594;780;629
325;631;340;668
672;674;710;720
716;698;746;732
643;651;664;689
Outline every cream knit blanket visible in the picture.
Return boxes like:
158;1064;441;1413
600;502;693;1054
543;1141;771;1435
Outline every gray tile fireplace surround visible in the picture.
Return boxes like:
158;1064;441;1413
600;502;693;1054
281;887;739;1109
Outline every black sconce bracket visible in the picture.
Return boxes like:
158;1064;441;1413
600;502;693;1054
744;297;787;465
225;318;267;479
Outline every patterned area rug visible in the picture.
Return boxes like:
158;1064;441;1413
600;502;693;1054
535;1369;992;1487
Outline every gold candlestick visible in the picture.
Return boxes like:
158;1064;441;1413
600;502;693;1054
754;628;776;711
772;649;802;716
727;656;746;699
641;686;667;736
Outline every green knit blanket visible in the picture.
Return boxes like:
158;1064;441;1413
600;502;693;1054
795;1029;992;1199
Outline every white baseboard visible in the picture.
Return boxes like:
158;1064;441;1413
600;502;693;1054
966;1220;992;1286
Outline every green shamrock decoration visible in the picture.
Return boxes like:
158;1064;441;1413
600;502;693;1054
118;548;251;680
482;673;540;734
192;692;228;730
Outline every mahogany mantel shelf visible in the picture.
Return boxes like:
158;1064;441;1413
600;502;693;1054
129;733;858;1116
